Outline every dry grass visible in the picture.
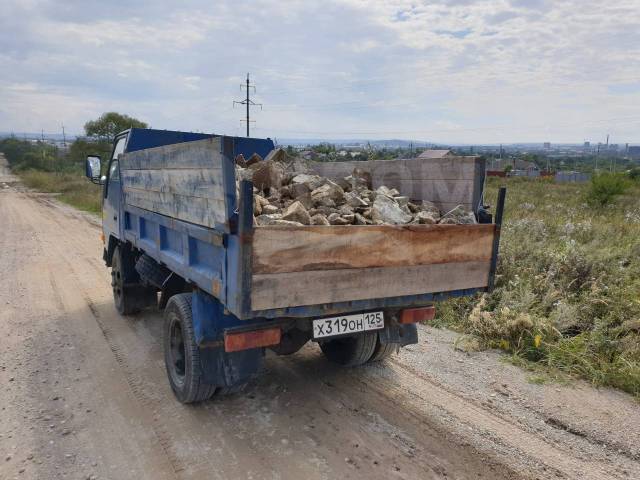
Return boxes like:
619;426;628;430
436;176;640;396
19;170;102;214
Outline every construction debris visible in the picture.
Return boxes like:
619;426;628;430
236;149;477;227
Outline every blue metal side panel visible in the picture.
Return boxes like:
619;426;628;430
123;127;274;158
125;128;213;153
232;137;275;159
123;204;226;303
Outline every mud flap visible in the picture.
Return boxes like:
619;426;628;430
378;322;418;347
191;290;263;387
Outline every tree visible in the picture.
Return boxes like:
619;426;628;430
84;112;148;141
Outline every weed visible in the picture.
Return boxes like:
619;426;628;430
19;170;102;214
437;177;640;396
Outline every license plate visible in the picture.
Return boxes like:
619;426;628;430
313;311;384;339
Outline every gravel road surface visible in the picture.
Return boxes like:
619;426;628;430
1;154;639;480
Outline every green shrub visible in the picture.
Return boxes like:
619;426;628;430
586;173;629;206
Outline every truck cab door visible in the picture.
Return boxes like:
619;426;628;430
103;135;127;241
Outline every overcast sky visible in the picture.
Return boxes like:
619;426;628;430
1;0;639;143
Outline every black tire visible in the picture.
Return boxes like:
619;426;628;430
320;331;377;367
164;293;217;403
111;245;156;315
368;337;397;363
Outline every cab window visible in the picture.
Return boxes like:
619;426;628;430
105;135;126;196
109;159;120;181
111;136;126;161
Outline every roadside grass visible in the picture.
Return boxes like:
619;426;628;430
437;176;640;396
19;169;102;215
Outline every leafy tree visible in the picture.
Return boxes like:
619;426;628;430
68;138;112;171
84;112;148;141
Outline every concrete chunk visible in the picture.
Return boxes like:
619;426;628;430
371;195;412;224
281;201;311;225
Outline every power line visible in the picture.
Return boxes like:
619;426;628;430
233;73;262;137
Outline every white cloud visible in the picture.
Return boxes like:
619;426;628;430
0;0;638;143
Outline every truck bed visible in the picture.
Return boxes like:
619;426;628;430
120;137;501;320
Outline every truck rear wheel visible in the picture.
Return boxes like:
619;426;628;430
164;293;217;403
368;338;398;363
320;331;377;367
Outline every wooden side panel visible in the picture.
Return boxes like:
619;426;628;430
252;224;495;274
251;261;491;310
120;138;232;229
121;138;223;170
311;156;484;210
124;189;226;227
121;168;225;199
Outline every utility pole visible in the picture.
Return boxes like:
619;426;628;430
233;73;262;137
61;123;67;147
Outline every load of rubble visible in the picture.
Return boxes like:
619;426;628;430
235;149;477;227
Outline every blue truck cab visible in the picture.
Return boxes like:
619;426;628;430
86;128;504;403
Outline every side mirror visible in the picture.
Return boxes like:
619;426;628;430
86;155;102;184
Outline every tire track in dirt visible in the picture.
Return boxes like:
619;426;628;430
5;184;639;480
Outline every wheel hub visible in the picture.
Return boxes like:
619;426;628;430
169;318;186;385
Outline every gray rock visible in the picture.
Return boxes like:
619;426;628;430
290;182;311;198
376;185;394;197
395;196;409;207
310;180;344;206
291;174;322;191
354;213;369;225
281;201;311;225
246;152;263;167
338;205;354;216
263;148;287;163
311;214;330;226
262;204;280;215
371;195;412;224
415;211;438;224
422;200;441;215
235;154;247;167
328;213;350;225
256;213;283;226
344;191;368;208
270;219;304;227
251;160;284;192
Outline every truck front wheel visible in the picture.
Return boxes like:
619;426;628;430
164;293;217;403
319;331;377;367
111;244;156;315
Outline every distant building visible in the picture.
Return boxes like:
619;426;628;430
628;146;640;158
487;159;539;174
544;142;551;149
417;149;453;159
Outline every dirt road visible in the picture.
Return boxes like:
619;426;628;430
1;156;639;479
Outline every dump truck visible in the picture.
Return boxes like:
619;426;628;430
85;128;505;403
